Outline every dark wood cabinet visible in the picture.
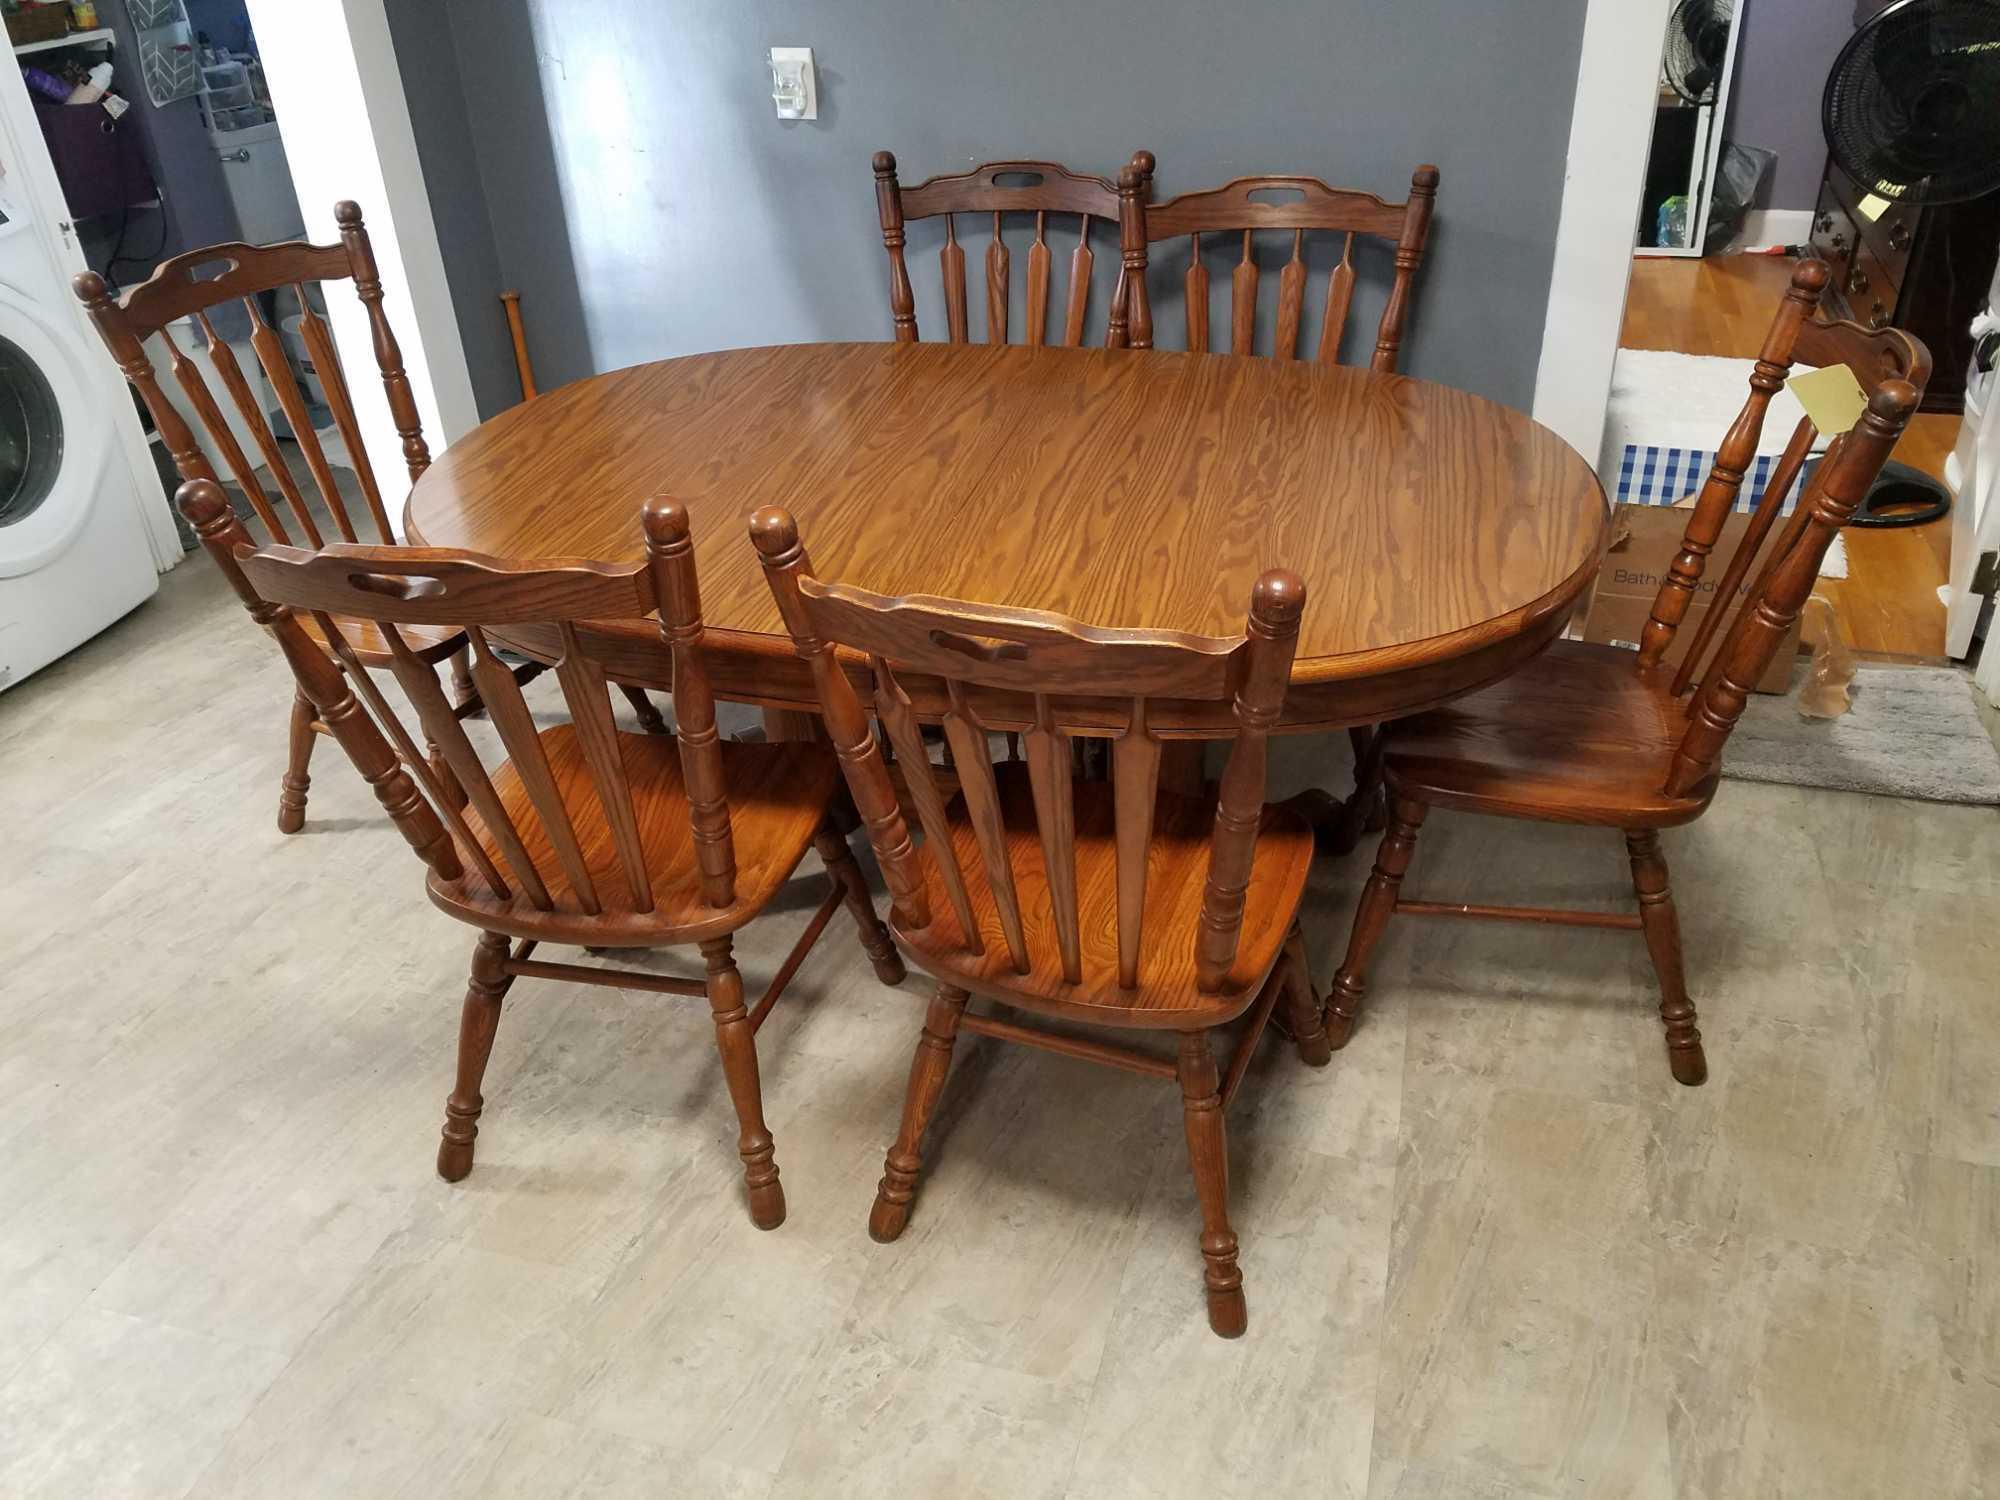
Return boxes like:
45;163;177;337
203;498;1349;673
1808;160;2000;414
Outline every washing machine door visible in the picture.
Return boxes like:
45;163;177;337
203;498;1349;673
0;281;111;579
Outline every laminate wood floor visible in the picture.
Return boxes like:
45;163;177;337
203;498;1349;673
1623;254;1959;659
3;561;1996;1498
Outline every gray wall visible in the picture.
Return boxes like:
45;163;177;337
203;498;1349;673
384;0;520;418
393;0;1587;418
1727;0;1853;211
98;0;239;269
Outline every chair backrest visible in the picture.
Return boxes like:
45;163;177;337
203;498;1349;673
872;151;1145;349
1123;162;1439;368
1635;259;1928;797
180;478;741;916
74;202;428;552
751;504;1304;995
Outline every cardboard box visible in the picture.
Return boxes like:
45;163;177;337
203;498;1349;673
1580;502;1801;694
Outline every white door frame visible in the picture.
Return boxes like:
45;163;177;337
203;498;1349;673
1532;0;1674;464
245;0;478;513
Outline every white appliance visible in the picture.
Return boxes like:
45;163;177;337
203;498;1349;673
0;73;171;693
1945;251;2000;677
1948;253;2000;709
211;120;305;246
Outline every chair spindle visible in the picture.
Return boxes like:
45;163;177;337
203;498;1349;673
942;214;969;343
986;212;1009;346
1063;214;1095;346
378;626;552;907
1275;230;1306;358
154;321;293;543
245;296;352;542
325;615;514;900
1023;694;1081;984
1319;237;1356;364
192;310;323;546
1111;697;1163;989
470;625;602;915
942;684;1031;972
1671;414;1817;698
874;661;982;950
553;621;653;912
292;282;395;543
1027;211;1051;347
1185;233;1209;353
1231;230;1259;356
1637;261;1827;668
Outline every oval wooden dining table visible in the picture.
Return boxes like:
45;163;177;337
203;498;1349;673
404;342;1607;746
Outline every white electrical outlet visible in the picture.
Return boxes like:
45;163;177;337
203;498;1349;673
769;47;816;120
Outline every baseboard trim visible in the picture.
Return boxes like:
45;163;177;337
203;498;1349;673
1728;208;1815;251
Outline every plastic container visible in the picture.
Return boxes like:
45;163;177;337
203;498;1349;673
1656;196;1689;249
208;103;264;131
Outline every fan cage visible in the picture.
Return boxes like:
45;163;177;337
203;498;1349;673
1823;0;2000;207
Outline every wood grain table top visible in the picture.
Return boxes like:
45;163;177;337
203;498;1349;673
404;342;1607;726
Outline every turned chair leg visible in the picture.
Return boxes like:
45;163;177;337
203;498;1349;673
1177;1030;1246;1338
447;643;477;713
696;936;785;1228
1280;924;1332;1067
1327;795;1428;1048
437;931;514;1181
814;825;905;985
1624;830;1707;1086
870;984;969;1242
278;689;315;834
619;684;670;735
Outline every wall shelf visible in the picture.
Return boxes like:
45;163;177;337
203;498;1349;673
12;27;115;57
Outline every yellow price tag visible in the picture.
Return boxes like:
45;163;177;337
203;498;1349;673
1856;192;1891;221
1787;363;1869;436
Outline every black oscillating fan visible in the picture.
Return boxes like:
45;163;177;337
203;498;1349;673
1664;0;1737;104
1823;0;2000;206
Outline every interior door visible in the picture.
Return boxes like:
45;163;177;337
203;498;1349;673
1945;375;1999;687
1945;259;2000;667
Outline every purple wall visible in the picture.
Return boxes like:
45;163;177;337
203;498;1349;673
1727;0;1858;210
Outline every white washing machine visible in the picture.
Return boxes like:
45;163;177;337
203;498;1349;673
0;77;168;694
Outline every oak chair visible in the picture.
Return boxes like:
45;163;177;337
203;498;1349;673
872;151;1148;348
1119;159;1440;850
73;203;664;835
1120;159;1438;367
1323;260;1927;1085
753;505;1325;1338
179;480;903;1228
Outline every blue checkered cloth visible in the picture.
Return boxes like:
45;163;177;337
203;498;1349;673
1612;445;1810;514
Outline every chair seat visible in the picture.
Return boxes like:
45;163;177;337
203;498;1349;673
1383;640;1718;828
300;610;466;666
428;724;841;944
896;765;1314;1029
